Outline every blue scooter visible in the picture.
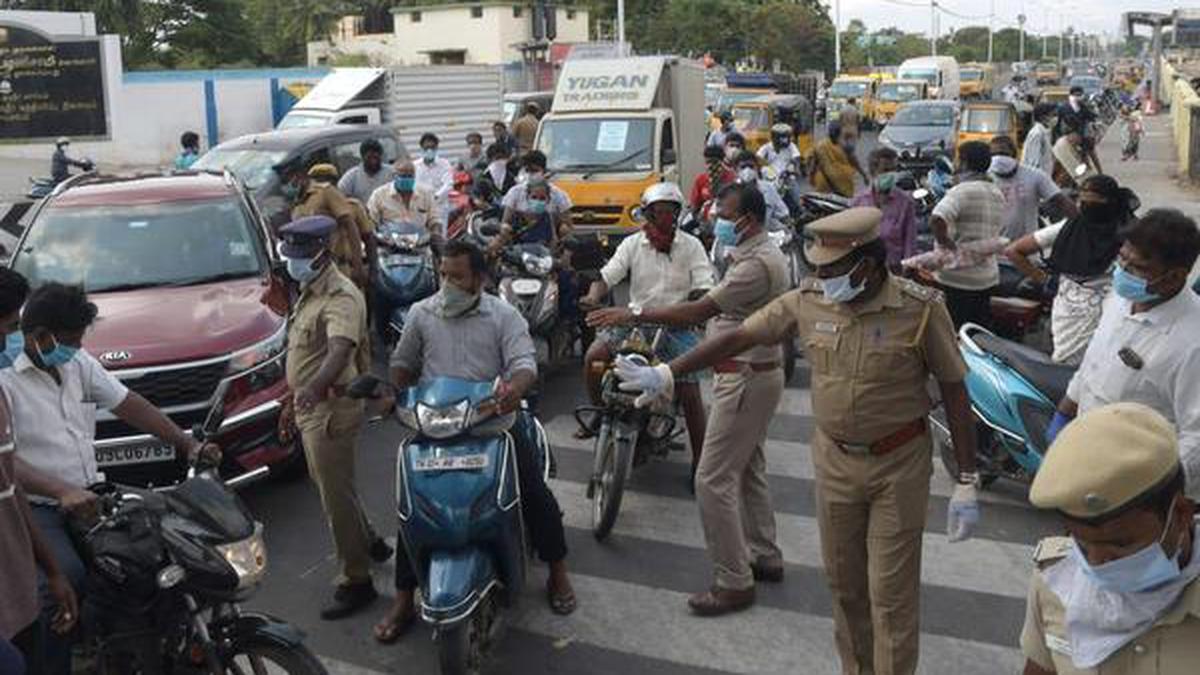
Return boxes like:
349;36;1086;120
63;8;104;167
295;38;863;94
350;375;549;674
929;323;1076;487
373;221;438;346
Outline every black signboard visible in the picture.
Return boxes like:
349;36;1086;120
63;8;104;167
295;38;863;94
0;23;108;141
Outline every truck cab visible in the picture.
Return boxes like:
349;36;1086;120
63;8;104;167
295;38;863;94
535;56;705;235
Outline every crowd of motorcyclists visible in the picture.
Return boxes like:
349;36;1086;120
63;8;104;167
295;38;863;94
6;66;1200;675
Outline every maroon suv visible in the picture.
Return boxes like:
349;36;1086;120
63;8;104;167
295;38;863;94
10;172;297;486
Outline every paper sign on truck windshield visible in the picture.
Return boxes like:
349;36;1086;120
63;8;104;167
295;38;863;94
552;57;665;112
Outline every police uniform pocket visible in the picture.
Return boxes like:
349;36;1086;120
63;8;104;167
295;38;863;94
861;346;917;380
803;334;839;373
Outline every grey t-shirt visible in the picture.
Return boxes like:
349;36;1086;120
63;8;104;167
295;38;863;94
990;165;1060;240
338;165;397;205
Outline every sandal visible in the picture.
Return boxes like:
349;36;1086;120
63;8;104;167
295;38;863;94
546;580;578;616
372;609;416;644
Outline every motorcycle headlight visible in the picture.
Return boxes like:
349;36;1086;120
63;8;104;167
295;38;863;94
226;324;287;374
417;400;470;439
393;233;423;250
768;230;791;248
216;522;267;589
522;252;553;276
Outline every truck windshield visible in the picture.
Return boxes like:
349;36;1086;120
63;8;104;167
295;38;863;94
14;198;266;293
961;69;984;81
892;105;954;127
192;149;288;190
829;81;868;98
538;118;656;174
963;108;1010;133
276;113;330;129
879;84;922;102
900;69;938;86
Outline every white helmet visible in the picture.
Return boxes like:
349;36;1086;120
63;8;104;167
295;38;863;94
640;181;685;210
56;136;70;146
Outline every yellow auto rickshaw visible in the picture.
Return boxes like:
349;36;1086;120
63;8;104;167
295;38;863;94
959;63;995;99
873;79;929;126
957;101;1026;156
1038;86;1071;106
730;94;815;157
709;87;775;132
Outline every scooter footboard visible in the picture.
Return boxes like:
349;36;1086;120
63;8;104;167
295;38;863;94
422;548;499;626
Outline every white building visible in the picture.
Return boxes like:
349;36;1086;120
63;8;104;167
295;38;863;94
308;2;589;67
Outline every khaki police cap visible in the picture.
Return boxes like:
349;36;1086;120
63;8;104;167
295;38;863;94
803;207;881;266
1030;402;1180;520
307;163;339;181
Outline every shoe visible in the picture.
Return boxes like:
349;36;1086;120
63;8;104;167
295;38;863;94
369;537;394;563
687;585;755;617
320;581;378;620
751;559;784;583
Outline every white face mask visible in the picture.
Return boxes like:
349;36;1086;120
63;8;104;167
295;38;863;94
820;261;866;303
737;167;758;183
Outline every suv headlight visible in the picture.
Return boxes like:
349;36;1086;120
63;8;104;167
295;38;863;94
216;522;267;589
522;252;553;277
226;324;286;375
417;400;470;439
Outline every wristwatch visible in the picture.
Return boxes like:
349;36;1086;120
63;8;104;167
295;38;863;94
631;306;643;323
957;471;981;487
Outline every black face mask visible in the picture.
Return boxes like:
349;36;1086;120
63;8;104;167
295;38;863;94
1080;202;1110;220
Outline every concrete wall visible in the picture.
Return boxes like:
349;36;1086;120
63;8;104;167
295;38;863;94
0;9;95;36
1161;58;1200;180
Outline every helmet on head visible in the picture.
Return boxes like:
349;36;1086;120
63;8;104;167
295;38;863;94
55;136;70;147
640;182;685;210
770;123;792;137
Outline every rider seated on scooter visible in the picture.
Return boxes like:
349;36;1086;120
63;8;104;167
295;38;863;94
757;124;803;180
577;182;715;484
373;240;576;643
490;173;580;317
50;137;90;184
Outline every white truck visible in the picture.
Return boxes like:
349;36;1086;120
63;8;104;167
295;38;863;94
278;66;503;158
534;56;706;234
898;56;961;101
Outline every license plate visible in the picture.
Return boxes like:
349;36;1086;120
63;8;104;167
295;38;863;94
385;254;422;266
511;278;542;295
96;443;177;467
412;454;489;472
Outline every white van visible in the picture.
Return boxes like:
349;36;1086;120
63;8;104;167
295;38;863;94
898;56;960;100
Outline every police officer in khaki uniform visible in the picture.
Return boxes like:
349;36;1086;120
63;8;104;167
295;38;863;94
1021;402;1200;675
279;162;368;287
593;182;789;615
277;215;383;619
617;207;982;674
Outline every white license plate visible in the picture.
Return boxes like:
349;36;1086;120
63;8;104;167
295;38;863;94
511;278;542;295
412;454;489;472
385;254;422;266
96;443;177;467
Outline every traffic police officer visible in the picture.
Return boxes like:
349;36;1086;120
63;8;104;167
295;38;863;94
278;215;381;619
1021;402;1200;674
616;207;981;674
279;162;368;287
594;182;789;615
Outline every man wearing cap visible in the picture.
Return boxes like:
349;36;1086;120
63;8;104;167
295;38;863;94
50;137;89;184
277;215;386;619
616;206;981;674
280;162;368;287
1021;402;1200;674
590;182;789;616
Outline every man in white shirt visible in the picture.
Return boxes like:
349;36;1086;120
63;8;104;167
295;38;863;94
413;132;454;230
1048;209;1200;498
732;150;790;228
988;136;1077;240
1021;104;1058;178
756;124;803;178
578;183;715;479
8;283;216;675
366;160;441;237
930;141;1007;329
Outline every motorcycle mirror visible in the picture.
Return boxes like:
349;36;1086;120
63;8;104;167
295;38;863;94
630;206;643;222
347;374;388;400
912;188;930;200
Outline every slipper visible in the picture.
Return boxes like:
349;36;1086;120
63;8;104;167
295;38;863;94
546;580;577;616
372;610;416;644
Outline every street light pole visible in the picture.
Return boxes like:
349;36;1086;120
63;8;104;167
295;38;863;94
1018;13;1026;62
834;0;842;75
616;0;626;56
1058;16;1064;62
987;0;994;63
931;0;937;56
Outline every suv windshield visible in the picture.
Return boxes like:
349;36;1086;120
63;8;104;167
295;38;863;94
14;197;266;293
892;105;954;127
537;118;655;174
879;83;922;101
829;81;868;98
192;149;288;190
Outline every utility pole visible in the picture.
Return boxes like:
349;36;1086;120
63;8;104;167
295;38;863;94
1018;13;1027;62
930;0;937;56
987;0;994;63
616;0;626;56
834;0;842;75
1058;16;1064;62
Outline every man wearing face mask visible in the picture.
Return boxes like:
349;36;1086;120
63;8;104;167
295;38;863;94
733;151;789;229
690;144;736;217
366;160;441;241
756;124;802;179
1048;209;1200;498
1021;402;1200;674
1023;103;1059;178
708;111;735;148
373;240;576;642
277;215;385;620
589;183;789;615
852;147;917;274
722;132;746;170
500;151;573;238
478;142;517;203
414;133;454;231
988;135;1077;241
615;207;980;674
5;283;220;675
281;161;369;287
578;183;714;478
1057;85;1104;177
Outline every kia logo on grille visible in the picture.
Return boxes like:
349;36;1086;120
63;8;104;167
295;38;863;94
100;351;132;363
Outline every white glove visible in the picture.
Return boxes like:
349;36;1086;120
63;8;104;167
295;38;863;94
614;355;674;408
947;482;980;543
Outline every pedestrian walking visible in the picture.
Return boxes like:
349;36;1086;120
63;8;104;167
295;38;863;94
276;216;390;620
851;147;918;274
1021;402;1200;674
511;103;540;156
616;207;982;675
1120;105;1144;161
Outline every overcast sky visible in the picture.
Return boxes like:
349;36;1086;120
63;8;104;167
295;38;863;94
835;0;1189;39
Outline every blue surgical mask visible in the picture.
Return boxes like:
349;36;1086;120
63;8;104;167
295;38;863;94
1112;264;1161;303
1070;498;1185;593
393;176;415;193
527;198;548;214
0;332;23;369
422;148;437;163
714;218;738;246
37;335;77;368
285;256;320;284
821;261;866;303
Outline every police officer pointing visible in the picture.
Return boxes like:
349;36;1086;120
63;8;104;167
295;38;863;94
617;207;981;675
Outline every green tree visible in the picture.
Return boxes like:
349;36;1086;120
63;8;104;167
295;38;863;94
747;0;832;74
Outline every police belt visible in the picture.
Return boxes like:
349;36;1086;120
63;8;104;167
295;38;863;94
829;417;927;456
713;359;781;374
